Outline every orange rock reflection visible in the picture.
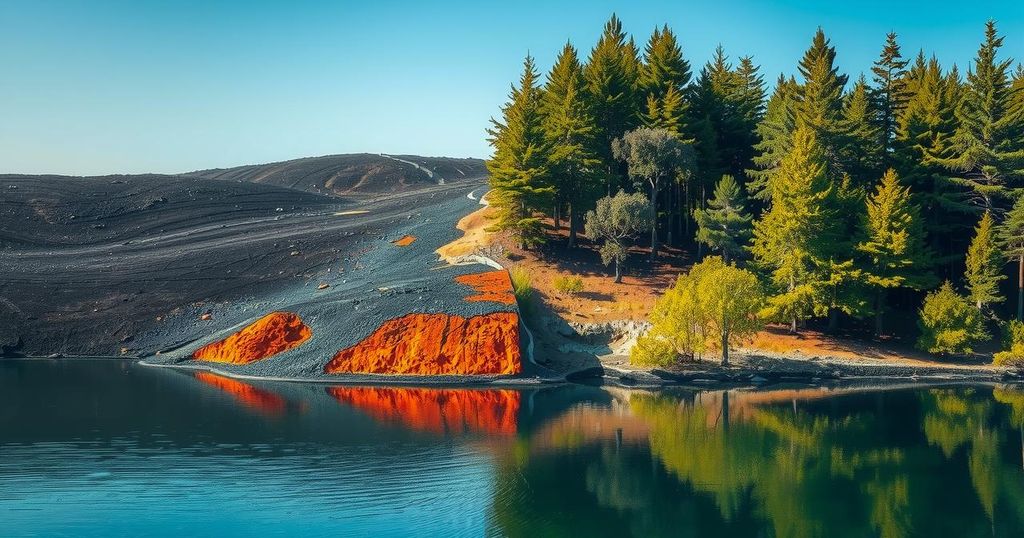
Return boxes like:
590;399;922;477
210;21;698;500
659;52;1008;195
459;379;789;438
324;312;521;375
326;386;520;435
194;371;288;416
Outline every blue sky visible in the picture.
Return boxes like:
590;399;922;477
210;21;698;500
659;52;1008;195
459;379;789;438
0;1;1021;175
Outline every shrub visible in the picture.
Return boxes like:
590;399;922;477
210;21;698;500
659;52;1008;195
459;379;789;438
916;282;988;356
995;321;1024;367
553;275;584;296
630;333;679;367
509;266;533;304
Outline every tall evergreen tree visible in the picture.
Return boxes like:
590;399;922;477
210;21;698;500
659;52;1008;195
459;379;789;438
964;211;1005;310
839;75;884;187
871;32;910;163
688;47;741;192
694;174;753;263
640;24;691;132
486;55;553;248
999;196;1024;320
856;169;933;335
752;125;836;332
732;56;767;173
542;43;605;248
896;53;973;274
934;21;1024;211
585;14;642;193
795;28;849;176
748;75;799;200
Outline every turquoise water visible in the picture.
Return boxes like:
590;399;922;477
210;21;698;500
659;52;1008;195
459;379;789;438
2;360;1024;537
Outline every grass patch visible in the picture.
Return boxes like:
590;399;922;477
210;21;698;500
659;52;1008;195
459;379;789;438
553;275;584;296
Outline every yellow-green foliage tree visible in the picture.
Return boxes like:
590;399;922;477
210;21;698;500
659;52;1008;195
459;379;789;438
632;256;763;366
751;124;836;333
964;211;1005;310
916;281;988;356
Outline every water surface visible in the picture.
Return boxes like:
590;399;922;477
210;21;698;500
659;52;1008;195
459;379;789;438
2;360;1023;537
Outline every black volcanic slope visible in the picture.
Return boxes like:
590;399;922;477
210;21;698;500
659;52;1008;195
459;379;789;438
185;153;486;196
0;154;498;363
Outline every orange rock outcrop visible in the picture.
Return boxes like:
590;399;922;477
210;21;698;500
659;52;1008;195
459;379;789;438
392;235;417;247
192;311;311;364
194;372;288;416
324;312;521;375
326;386;520;435
454;270;516;305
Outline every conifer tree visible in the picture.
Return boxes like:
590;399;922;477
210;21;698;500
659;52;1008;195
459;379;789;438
934;21;1024;211
856;169;933;335
795;28;849;176
542;43;604;248
964;211;1005;310
839;75;884;187
752;125;836;332
999;196;1024;320
694;175;752;263
748;75;799;200
585;14;642;193
486;55;553;248
896;54;973;272
640;25;691;132
732;56;767;172
688;47;741;191
871;32;910;162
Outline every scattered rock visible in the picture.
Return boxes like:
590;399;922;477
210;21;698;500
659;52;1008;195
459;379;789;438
317;283;330;290
47;353;63;358
200;313;212;321
289;251;301;256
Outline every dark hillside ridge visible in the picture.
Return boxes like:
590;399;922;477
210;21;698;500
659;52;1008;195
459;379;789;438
185;153;486;196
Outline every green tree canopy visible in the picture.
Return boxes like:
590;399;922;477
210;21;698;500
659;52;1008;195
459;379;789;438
584;190;652;282
694;174;753;263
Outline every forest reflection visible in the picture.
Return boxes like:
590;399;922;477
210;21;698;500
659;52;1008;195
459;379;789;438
491;385;1024;538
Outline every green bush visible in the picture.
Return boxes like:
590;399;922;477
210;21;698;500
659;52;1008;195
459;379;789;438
1004;320;1024;349
630;334;679;367
995;321;1024;367
916;282;988;356
509;266;533;304
553;275;584;295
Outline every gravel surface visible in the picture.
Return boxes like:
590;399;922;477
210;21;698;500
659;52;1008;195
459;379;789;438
0;159;545;383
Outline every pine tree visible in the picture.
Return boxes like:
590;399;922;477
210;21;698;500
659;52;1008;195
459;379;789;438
694;175;753;263
585;14;642;193
839;75;884;188
640;24;691;131
999;196;1024;320
486;55;553;247
751;125;836;332
856;169;934;335
748;75;799;200
871;32;910;162
934;21;1024;211
795;28;849;176
687;47;740;192
964;211;1006;310
732;56;767;174
896;54;973;274
542;43;605;248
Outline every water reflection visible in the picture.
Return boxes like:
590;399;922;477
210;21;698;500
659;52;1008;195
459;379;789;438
325;386;520;435
2;360;1024;537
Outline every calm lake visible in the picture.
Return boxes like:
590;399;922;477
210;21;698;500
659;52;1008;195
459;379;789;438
2;360;1023;537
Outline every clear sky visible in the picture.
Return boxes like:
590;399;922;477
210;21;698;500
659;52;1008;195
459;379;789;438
1;0;1021;176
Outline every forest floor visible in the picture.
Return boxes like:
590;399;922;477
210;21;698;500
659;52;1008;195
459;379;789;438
459;214;1015;384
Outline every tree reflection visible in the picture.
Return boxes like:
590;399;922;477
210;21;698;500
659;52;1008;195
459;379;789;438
490;385;1024;537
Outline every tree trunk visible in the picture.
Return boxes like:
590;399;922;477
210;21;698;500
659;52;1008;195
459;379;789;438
553;201;561;231
1018;254;1023;321
684;181;691;246
789;275;798;334
567;204;577;249
828;307;840;334
721;329;730;366
614;257;622;283
666;183;674;248
874;289;885;337
649;180;659;261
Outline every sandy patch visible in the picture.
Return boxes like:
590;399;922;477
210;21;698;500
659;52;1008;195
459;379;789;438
436;205;496;263
392;235;417;247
